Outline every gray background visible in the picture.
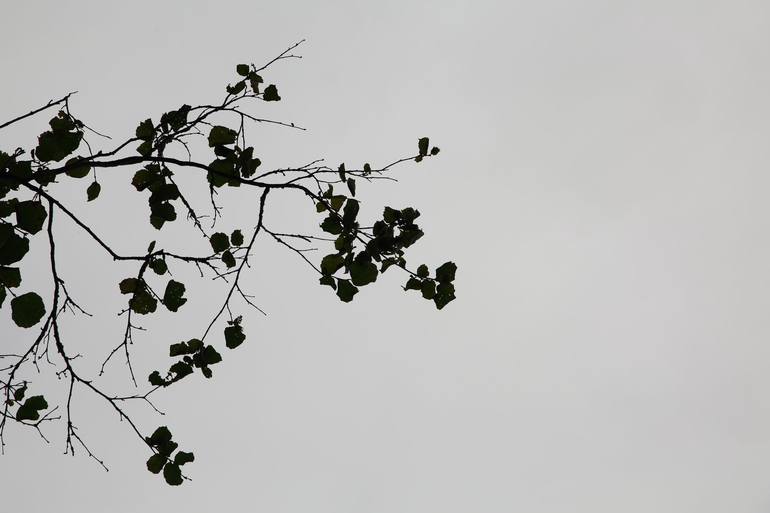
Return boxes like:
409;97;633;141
2;0;770;511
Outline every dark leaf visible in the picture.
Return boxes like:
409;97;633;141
320;254;344;276
135;119;155;140
404;277;422;291
15;201;47;234
383;207;401;224
263;84;281;101
336;279;358;302
11;292;45;328
226;81;246;95
418;137;430;157
129;290;157;315
86;182;101;202
209;232;230;253
148;371;165;387
224;324;246;349
221;250;236;268
13;384;26;402
148;426;172;446
64;157;91;179
163;462;183;486
146;454;165;474
169;361;193;381
329;195;346;212
174;451;195;466
149;258;167;275
320;216;343;235
342;199;359;227
208;126;238;147
349;260;378;286
0;266;21;288
200;345;222;365
136;140;153;156
16;395;48;421
236;64;250;76
230;229;244;246
420;279;436;299
119;278;139;294
319;275;336;289
35;129;81;162
435;261;457;283
248;72;263;93
163;280;187;312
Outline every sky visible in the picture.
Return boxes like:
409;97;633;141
2;0;770;511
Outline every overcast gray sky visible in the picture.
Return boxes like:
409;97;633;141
3;0;770;511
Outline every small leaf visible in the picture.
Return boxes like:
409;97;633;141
320;216;343;235
129;289;157;315
16;395;48;421
86;182;101;201
434;281;456;310
15;201;47;234
221;250;236;268
13;384;26;402
420;279;436;299
418;137;430;157
338;163;346;181
404;277;422;291
119;278;139;294
135;119;155;140
224;324;246;349
435;261;457;283
349;261;378;287
148;371;165;387
319;275;336;289
64;157;91;178
208;126;238;147
320;254;344;276
209;232;230;253
174;451;195;466
342;199;359;227
136;140;153;156
383;207;401;224
248;72;263;93
149;258;167;275
336;279;358;303
329;195;346;212
346;178;356;197
147;454;165;474
11;292;45;328
0;266;21;288
148;426;173;446
263;84;281;101
230;229;244;246
0;229;29;265
200;345;222;365
430;146;440;155
163;280;187;312
226;81;246;95
163;462;183;486
236;64;250;76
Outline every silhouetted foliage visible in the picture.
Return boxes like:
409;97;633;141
0;41;456;485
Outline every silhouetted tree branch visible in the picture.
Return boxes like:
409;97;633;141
0;41;457;485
